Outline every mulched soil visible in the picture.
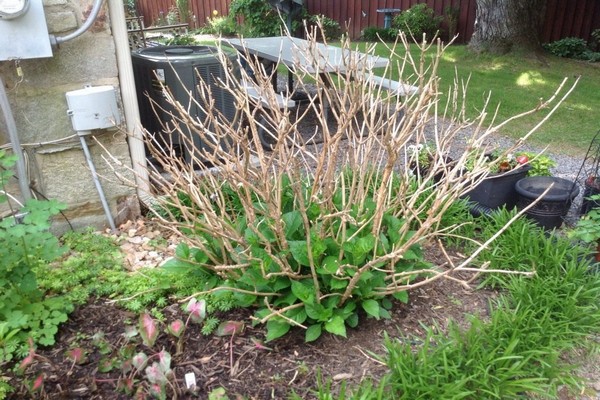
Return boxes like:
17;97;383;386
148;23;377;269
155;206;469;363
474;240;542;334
4;218;600;399
5;238;500;399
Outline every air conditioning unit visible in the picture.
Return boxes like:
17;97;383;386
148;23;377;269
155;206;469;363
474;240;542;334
132;45;238;165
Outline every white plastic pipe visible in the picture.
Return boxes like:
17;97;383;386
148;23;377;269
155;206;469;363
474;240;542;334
0;76;31;202
107;0;151;199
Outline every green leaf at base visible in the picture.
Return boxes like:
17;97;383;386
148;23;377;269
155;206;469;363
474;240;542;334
305;324;322;342
324;316;347;337
266;319;291;342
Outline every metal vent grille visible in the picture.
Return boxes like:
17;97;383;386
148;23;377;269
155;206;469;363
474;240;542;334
131;45;237;165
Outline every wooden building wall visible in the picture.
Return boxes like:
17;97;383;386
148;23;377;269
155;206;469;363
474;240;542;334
134;0;600;44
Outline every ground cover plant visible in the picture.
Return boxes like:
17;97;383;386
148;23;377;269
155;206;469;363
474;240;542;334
3;30;599;398
0;151;72;363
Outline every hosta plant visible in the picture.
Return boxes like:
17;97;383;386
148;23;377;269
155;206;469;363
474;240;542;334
109;29;577;343
164;171;431;342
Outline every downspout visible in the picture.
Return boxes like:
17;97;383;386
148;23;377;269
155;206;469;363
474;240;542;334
0;77;31;202
106;0;151;200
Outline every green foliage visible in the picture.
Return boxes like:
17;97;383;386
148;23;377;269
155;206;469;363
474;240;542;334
163;170;430;342
569;196;600;243
383;319;554;399
201;15;238;37
495;257;600;355
518;151;556;177
175;0;189;24
0;323;20;364
0;375;14;399
543;37;593;60
35;227;220;318
35;228;123;305
362;26;397;42
229;0;283;37
0;152;72;361
308;14;343;41
474;208;580;288
160;33;199;46
392;3;442;41
438;199;476;246
123;0;136;16
320;223;600;398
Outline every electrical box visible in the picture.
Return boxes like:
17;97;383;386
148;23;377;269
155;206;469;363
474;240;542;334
66;86;121;131
0;0;52;61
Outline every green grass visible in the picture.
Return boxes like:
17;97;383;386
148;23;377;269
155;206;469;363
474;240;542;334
312;208;600;399
204;35;599;154
368;43;600;156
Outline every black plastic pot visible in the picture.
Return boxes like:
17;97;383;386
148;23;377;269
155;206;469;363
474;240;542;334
463;165;531;216
515;176;579;230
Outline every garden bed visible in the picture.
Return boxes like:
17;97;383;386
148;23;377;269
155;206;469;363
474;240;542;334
4;237;498;399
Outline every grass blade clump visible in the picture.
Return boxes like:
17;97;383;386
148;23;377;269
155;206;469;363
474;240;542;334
323;212;600;398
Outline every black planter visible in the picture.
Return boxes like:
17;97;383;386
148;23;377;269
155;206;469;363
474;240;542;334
462;165;531;216
515;176;579;230
410;156;455;184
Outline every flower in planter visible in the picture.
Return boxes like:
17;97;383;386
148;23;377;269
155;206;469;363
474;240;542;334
585;175;600;189
407;144;435;172
515;151;556;177
466;149;555;177
407;144;454;182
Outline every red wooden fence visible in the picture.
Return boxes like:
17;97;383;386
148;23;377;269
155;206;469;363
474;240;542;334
134;0;600;44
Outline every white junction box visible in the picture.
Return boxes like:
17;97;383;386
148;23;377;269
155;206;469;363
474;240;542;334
66;86;121;131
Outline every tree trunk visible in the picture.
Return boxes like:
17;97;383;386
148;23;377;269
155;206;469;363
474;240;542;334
469;0;547;54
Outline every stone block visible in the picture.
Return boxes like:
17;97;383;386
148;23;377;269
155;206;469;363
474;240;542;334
43;0;68;6
34;132;137;228
46;11;79;33
11;35;117;88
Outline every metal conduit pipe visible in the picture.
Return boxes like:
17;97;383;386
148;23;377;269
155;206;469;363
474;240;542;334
0;76;31;202
78;131;116;230
49;0;105;46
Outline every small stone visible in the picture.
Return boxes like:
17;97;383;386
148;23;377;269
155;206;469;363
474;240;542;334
127;236;144;244
120;220;134;230
120;242;134;252
145;230;160;239
128;228;137;237
592;381;600;391
332;373;353;381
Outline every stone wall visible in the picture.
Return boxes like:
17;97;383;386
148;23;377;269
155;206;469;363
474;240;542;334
0;0;139;234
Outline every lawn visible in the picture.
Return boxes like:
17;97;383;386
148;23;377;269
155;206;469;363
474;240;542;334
198;35;599;155
370;43;600;156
